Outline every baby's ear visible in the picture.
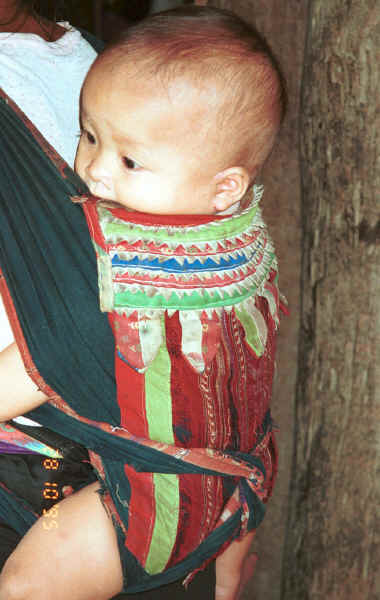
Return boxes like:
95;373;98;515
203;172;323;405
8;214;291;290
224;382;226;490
212;167;252;213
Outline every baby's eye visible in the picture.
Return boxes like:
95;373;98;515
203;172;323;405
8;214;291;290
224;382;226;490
123;156;140;170
80;129;96;144
85;131;96;145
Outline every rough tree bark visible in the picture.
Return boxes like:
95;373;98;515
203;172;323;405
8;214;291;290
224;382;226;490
282;2;380;599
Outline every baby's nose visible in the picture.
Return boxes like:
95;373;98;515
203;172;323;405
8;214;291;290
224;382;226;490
87;158;111;183
85;156;113;197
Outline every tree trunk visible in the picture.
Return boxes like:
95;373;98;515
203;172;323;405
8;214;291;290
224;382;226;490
282;2;380;599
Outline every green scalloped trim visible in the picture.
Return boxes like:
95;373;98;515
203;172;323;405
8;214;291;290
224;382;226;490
101;203;258;245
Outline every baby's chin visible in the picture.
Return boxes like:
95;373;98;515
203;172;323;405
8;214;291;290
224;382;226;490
91;195;137;213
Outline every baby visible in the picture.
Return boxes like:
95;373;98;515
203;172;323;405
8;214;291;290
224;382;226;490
0;6;286;599
75;11;285;217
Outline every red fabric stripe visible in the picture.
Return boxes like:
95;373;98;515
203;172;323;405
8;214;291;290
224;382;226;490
82;201;106;249
164;313;226;565
104;206;229;227
123;465;156;568
165;313;206;449
164;313;208;564
110;314;156;566
108;314;148;437
224;299;276;453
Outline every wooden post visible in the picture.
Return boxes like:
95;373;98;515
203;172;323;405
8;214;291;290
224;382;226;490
282;1;380;598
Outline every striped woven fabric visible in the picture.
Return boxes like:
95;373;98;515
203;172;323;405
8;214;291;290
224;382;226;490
80;190;283;580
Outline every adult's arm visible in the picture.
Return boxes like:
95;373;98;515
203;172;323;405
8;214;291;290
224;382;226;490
0;343;48;421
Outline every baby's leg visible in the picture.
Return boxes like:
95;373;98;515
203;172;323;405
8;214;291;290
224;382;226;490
215;532;256;600
0;481;124;600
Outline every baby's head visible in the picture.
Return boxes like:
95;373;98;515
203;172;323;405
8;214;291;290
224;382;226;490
75;6;286;215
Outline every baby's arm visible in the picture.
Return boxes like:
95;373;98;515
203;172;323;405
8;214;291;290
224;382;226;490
215;532;257;600
0;342;48;421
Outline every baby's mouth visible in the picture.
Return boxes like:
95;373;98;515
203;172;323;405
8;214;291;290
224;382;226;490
87;181;111;199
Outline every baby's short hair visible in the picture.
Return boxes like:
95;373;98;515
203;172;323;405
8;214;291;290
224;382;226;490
103;6;287;177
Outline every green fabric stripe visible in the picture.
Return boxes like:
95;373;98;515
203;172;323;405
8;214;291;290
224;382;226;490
234;306;264;356
145;473;180;574
144;320;179;574
103;204;258;245
145;319;173;443
115;288;233;310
